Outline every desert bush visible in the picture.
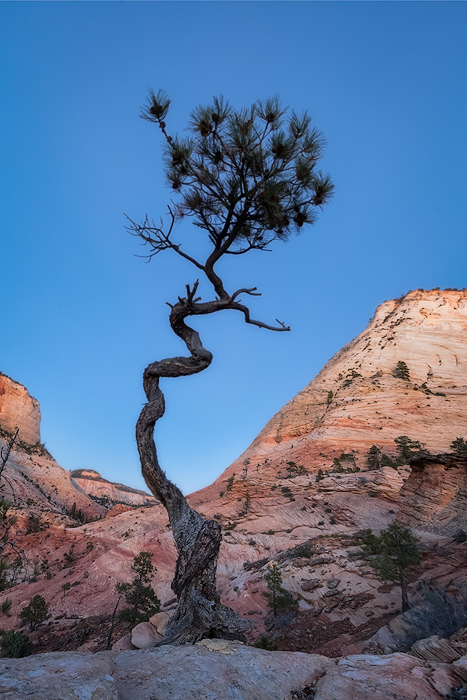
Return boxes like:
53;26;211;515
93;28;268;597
255;634;278;650
394;435;428;462
397;583;467;651
1;630;31;658
285;540;314;559
451;438;467;457
19;594;50;630
1;598;12;615
316;469;325;482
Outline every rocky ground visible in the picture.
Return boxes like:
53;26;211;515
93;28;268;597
2;638;467;700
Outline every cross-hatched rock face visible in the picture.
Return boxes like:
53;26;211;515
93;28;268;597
211;289;467;482
0;372;41;445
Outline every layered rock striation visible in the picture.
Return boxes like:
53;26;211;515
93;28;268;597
211;289;467;484
0;372;41;445
70;469;156;507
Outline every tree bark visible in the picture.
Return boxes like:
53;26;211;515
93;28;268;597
136;284;253;645
400;570;409;612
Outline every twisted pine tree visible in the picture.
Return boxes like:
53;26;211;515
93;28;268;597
127;91;333;645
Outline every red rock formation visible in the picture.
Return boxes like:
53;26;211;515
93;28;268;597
0;372;41;445
71;469;156;507
397;453;467;535
207;289;467;484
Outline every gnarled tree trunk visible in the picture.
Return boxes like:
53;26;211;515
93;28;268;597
136;284;253;645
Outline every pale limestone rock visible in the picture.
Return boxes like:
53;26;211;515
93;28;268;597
113;644;334;700
148;610;172;637
71;469;156;507
4;646;464;700
130;621;161;649
112;633;136;651
314;652;443;700
0;651;118;700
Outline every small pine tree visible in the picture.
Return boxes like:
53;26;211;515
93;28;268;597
331;458;344;473
450;438;467;457
326;391;333;405
394;361;410;381
263;563;295;617
61;582;71;598
367;445;382;470
361;522;421;612
116;551;161;627
316;468;325;483
19;594;50;630
394;435;427;462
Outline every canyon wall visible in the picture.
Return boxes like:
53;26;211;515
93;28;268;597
210;289;467;486
0;372;41;445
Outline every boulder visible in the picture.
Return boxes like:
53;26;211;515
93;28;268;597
113;643;334;700
112;633;136;651
148;610;172;637
130;621;161;649
0;651;118;700
314;653;443;700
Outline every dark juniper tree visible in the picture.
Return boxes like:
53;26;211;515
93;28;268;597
127;91;333;645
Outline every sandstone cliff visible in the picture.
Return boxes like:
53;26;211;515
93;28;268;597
70;469;156;507
0;372;41;445
209;288;467;484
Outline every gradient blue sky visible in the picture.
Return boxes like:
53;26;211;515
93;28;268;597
1;2;466;495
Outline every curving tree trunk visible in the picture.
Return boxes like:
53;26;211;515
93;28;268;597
136;282;260;645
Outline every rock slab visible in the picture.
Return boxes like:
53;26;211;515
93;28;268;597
3;645;467;700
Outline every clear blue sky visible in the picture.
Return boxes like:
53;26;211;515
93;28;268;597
1;2;466;495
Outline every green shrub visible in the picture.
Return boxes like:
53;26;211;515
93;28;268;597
1;630;31;658
25;515;42;535
0;598;12;615
450;438;467;457
19;595;50;630
394;435;428;462
255;634;278;650
285;462;308;477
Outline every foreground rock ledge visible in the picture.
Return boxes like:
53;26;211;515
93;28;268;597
1;641;466;700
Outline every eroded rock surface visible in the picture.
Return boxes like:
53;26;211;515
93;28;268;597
2;645;467;700
0;372;41;445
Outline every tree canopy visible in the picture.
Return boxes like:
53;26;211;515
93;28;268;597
128;91;333;308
